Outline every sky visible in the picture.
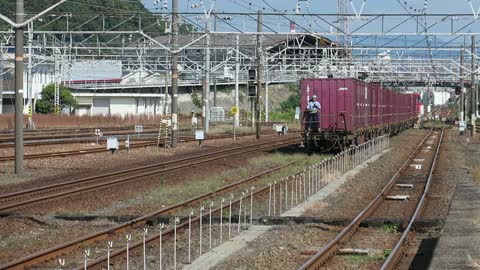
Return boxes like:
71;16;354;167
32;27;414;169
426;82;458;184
143;0;480;48
146;0;476;14
145;0;480;34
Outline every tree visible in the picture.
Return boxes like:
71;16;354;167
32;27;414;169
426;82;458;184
279;92;301;111
0;0;164;34
36;83;77;114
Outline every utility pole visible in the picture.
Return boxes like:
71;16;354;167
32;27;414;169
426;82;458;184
27;21;34;128
163;79;168;115
234;35;240;127
0;52;3;114
170;0;179;147
213;74;217;107
265;60;269;122
427;77;431;121
460;47;464;122
256;10;263;140
471;35;476;136
204;19;211;133
14;0;25;174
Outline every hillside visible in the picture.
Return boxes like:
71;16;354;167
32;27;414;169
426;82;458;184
0;0;164;34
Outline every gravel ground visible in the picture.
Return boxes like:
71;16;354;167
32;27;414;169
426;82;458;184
397;128;479;269
0;133;284;188
213;224;341;270
199;129;427;270
369;129;441;220
0;215;117;265
304;129;428;219
0;141;153;157
3;127;469;269
0;135;320;266
325;228;400;269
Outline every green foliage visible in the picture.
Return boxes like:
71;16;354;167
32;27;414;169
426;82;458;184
287;82;300;92
36;83;77;114
383;223;398;234
279;92;301;112
0;0;172;35
270;109;296;121
382;249;392;259
271;84;300;121
191;90;202;109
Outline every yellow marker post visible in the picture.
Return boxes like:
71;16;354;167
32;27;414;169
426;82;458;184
230;106;238;141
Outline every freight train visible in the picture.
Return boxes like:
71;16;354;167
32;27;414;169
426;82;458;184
301;78;420;151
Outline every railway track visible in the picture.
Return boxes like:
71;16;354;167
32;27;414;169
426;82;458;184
0;140;157;161
0;136;299;213
0;126;157;135
299;128;444;270
0;132;264;161
0;134;160;148
0;138;300;270
0;122;288;146
0;129;160;143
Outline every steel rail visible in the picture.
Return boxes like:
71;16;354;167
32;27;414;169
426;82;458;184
0;125;157;135
0;141;156;161
0;157;297;270
0;136;156;148
298;129;434;270
0;130;162;144
0;132;263;161
0;137;298;212
0;130;278;149
381;128;444;270
81;182;276;270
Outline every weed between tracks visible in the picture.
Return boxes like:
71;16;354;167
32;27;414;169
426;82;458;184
99;152;329;217
346;254;382;263
383;224;399;235
345;249;392;265
473;166;480;185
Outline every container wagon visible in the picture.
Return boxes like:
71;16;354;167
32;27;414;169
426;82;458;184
301;78;419;151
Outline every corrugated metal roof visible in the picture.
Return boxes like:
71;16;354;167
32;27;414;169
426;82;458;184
149;33;336;48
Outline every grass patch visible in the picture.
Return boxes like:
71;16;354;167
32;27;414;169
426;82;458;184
472;166;480;185
134;152;329;216
346;254;381;264
345;249;391;265
205;125;255;135
383;223;398;235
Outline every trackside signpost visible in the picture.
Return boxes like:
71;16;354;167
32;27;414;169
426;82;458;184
231;106;238;141
94;129;102;145
135;125;144;138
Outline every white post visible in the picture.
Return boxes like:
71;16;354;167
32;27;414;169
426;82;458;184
205;19;211;132
159;223;164;270
265;60;269;122
234;35;240;127
107;241;112;270
143;228;148;270
200;206;204;255
220;198;224;243
188;211;193;263
126;234;132;270
174;217;179;270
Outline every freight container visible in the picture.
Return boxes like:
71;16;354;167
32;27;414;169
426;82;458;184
301;78;418;150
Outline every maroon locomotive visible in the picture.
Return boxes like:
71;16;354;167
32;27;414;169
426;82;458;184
301;78;420;151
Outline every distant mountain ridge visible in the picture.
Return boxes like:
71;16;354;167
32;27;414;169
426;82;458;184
0;0;164;34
